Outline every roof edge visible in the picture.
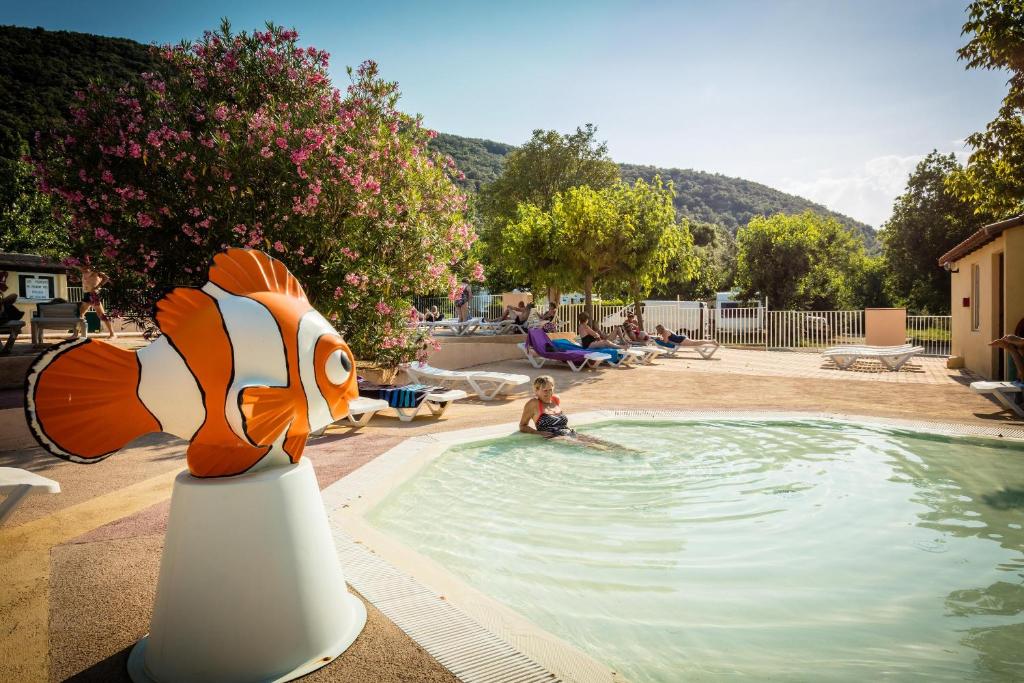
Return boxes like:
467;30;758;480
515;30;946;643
937;214;1024;266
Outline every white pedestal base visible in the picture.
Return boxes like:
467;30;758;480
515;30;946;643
127;458;366;682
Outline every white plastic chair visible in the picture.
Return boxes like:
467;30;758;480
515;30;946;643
405;363;529;400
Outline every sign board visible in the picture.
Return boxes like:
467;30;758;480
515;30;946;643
19;274;55;300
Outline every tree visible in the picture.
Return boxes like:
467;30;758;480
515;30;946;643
735;211;866;310
849;255;893;309
0;142;68;259
882;151;988;313
947;0;1024;217
496;202;573;301
603;177;694;327
477;125;619;299
501;179;692;320
33;21;479;367
657;220;734;300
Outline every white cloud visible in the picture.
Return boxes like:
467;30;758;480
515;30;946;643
776;154;925;228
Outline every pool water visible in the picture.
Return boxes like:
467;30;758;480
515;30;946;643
367;420;1024;682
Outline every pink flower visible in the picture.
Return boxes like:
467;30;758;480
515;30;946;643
275;137;288;149
137;213;154;228
375;301;392;315
273;241;285;253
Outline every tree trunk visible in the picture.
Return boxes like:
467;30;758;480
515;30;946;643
546;286;561;308
584;276;593;319
633;294;645;330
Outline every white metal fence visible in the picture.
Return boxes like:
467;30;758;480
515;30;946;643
392;295;953;357
414;294;507;321
906;315;952;357
765;310;866;350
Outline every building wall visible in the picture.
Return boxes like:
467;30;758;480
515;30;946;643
949;227;1024;379
4;269;69;318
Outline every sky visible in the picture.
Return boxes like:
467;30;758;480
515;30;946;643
0;0;1010;228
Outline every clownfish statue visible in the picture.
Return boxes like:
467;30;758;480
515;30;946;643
25;248;358;478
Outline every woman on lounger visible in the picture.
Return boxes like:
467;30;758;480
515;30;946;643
519;375;617;449
577;312;627;351
538;302;560;332
654;324;720;348
423;305;442;322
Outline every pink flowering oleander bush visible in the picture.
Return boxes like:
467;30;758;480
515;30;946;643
33;20;481;367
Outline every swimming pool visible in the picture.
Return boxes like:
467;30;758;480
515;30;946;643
366;418;1024;682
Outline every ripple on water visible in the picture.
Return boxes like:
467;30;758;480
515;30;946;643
368;420;1024;683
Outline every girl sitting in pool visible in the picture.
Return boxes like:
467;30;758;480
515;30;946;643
519;375;617;449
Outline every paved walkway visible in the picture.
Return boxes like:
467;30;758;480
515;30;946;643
664;347;969;385
0;347;1016;682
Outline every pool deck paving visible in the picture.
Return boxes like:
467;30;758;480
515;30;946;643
1;346;1021;682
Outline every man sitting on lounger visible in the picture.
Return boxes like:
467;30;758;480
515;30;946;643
490;300;528;324
654;324;720;349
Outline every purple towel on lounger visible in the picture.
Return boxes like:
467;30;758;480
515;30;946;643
526;328;595;363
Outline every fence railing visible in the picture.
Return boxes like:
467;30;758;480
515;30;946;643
765;310;866;351
414;294;506;321
907;315;952;357
407;295;955;357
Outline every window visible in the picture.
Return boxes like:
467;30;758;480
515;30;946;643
971;264;981;331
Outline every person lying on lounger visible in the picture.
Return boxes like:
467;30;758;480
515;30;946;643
621;312;651;343
654;324;720;349
519;375;620;450
990;335;1024;385
577;312;628;351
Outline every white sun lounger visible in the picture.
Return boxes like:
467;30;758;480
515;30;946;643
970;381;1024;418
516;342;611;372
0;467;60;525
822;345;925;371
309;396;392;436
405;363;530;400
608;348;646;368
655;342;720;360
626;345;667;364
421;317;484;336
823;344;917;354
391;388;468;421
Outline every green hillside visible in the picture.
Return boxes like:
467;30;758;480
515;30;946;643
0;25;162;159
430;134;876;245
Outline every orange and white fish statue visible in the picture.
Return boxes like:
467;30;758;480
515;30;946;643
25;248;358;478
